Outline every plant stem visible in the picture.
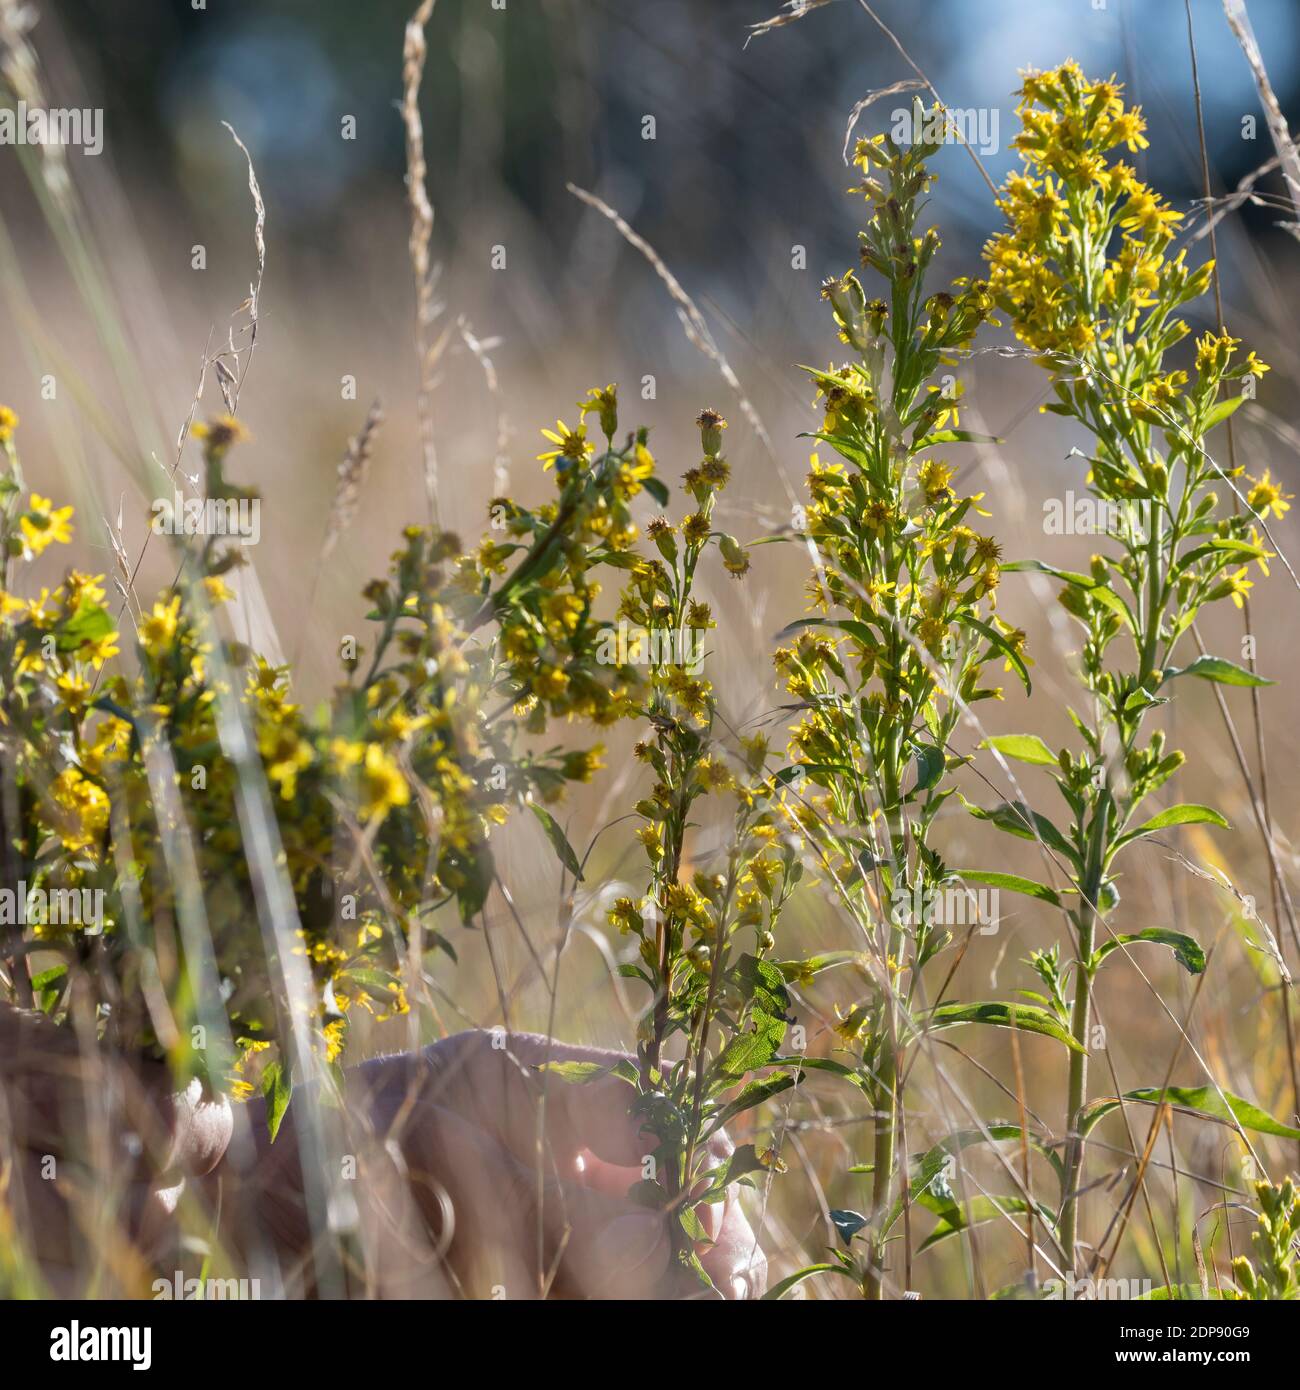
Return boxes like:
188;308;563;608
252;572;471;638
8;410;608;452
866;747;905;1299
1059;802;1107;1272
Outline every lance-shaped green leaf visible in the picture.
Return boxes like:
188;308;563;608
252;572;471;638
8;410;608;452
705;1071;801;1135
966;617;1032;693
773;950;862;983
917;1001;1086;1053
981;733;1058;768
1114;803;1229;854
762;1262;860;1300
960;795;1081;870
884;1123;1064;1236
529;804;584;880
956;869;1062;907
1080;1085;1300;1141
1160;655;1272;688
1003;557;1100;587
262;1061;293;1144
1092;928;1206;976
919;1195;1057;1252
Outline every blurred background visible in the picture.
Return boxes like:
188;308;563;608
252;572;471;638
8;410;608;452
3;0;1300;1296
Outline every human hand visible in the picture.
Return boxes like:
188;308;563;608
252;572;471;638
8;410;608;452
220;1030;768;1299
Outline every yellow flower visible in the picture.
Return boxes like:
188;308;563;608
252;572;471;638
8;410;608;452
358;742;409;822
260;725;314;799
1247;470;1291;522
56;671;94;713
191;415;250;449
139;596;182;658
46;766;110;851
537;419;594;470
1222;566;1254;609
0;404;18;442
323;1019;347;1063
19;495;74;557
579;384;619;440
204;575;236;604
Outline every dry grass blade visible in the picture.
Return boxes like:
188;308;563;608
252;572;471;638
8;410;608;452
322;399;385;562
854;0;998;196
1190;154;1281;242
220;122;266;407
1222;0;1300;238
457;315;511;486
842;79;925;163
745;0;836;45
0;0;69;204
402;0;444;526
566;182;773;454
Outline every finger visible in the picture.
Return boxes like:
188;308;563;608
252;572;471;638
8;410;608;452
398;1031;653;1172
377;1083;671;1300
485;1032;654;1168
699;1186;768;1299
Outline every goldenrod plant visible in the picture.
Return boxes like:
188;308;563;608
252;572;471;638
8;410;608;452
980;62;1297;1275
597;402;805;1290
4;0;1300;1304
0;401;657;1103
769;111;1032;1298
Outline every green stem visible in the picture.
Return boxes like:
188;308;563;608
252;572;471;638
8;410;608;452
866;745;905;1299
1059;801;1107;1272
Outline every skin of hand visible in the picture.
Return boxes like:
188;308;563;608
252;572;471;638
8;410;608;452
0;1007;766;1299
212;1031;768;1300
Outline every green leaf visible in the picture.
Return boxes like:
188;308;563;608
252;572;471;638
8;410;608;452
642;475;670;507
966;617;1032;693
1093;928;1206;975
1115;803;1229;853
981;733;1058;768
911;742;946;793
960;795;1080;868
529;804;584;880
536;1060;616;1083
714;1019;787;1078
773;950;861;982
1160;655;1272;688
1080;1085;1300;1141
919;1195;1055;1252
1202;394;1246;431
919;1001;1085;1053
914;428;1000;447
762;1262;861;1300
828;1209;869;1245
1086;584;1136;630
262;1061;293;1144
885;1123;1064;1236
955;869;1061;908
58;598;115;652
706;1072;800;1133
30;963;68;992
1002;558;1098;588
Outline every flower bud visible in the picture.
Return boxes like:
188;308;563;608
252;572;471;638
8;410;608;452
695;408;727;458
